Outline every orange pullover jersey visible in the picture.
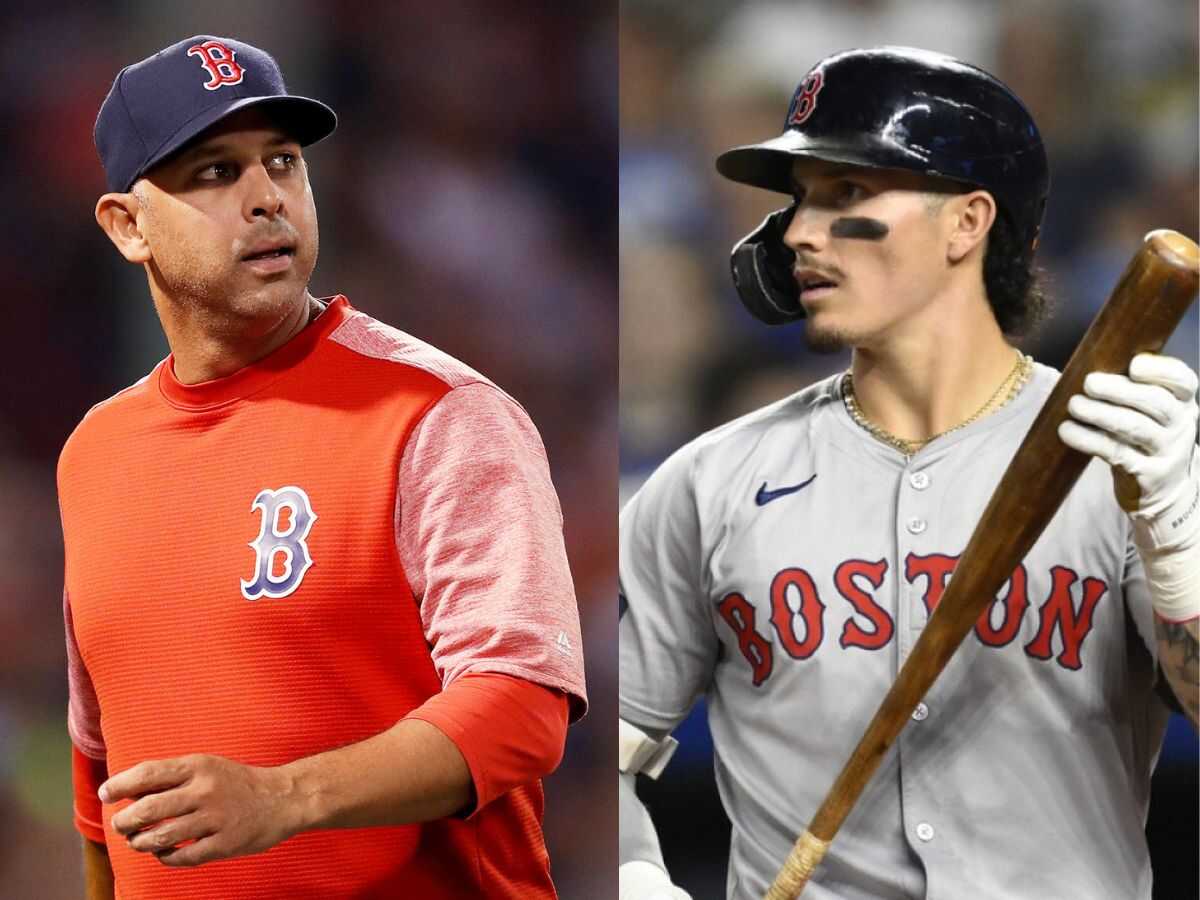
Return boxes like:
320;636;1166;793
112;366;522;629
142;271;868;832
59;296;587;900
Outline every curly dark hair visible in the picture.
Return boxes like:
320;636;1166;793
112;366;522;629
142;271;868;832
982;209;1052;337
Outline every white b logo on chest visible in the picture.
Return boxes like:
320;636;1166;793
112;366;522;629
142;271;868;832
240;486;318;600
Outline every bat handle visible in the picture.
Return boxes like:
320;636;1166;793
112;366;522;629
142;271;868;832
763;830;830;900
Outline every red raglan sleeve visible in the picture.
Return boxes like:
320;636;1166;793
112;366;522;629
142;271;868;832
64;588;107;843
396;381;587;712
395;381;586;809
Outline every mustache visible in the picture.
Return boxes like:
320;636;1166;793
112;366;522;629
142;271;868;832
792;258;844;281
235;226;300;254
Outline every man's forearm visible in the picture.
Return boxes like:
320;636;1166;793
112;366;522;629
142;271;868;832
281;717;473;832
619;771;669;868
82;838;114;900
1133;495;1200;726
619;771;694;898
1156;616;1200;725
102;675;565;868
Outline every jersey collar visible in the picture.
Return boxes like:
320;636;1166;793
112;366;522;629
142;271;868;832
157;295;350;410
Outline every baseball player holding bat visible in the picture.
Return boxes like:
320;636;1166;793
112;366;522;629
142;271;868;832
619;47;1198;900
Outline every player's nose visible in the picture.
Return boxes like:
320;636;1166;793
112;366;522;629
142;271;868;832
242;163;285;221
782;205;827;255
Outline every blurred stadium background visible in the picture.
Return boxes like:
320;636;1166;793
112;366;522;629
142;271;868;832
0;1;615;897
619;1;1198;898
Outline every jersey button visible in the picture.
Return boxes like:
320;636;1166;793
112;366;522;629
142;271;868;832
916;822;935;842
906;517;927;534
909;471;930;490
911;702;929;721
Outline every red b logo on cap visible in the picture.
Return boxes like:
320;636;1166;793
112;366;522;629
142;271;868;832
787;71;824;127
187;40;245;91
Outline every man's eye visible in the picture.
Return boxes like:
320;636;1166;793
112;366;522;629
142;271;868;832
269;152;297;170
196;163;234;181
836;181;866;204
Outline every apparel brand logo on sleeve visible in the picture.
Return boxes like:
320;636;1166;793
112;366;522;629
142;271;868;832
241;486;317;600
755;474;817;506
187;40;246;91
554;631;573;656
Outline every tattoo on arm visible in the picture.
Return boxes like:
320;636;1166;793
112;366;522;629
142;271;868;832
1155;617;1200;723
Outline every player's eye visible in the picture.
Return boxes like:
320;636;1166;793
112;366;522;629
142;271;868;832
834;180;866;205
268;152;298;171
195;162;235;182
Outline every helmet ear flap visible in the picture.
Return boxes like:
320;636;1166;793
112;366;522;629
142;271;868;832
730;205;803;324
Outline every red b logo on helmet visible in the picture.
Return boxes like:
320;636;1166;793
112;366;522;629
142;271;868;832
187;40;245;91
787;72;824;127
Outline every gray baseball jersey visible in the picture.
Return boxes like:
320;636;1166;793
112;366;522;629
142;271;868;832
619;365;1171;900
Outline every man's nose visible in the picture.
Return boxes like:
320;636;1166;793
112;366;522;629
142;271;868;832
243;164;284;220
782;205;827;255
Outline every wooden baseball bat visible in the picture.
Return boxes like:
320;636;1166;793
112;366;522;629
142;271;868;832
765;229;1200;900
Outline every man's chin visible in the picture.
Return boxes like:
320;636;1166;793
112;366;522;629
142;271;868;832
217;280;309;323
803;321;852;355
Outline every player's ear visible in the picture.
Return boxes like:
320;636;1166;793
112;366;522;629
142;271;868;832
945;190;996;264
95;190;152;264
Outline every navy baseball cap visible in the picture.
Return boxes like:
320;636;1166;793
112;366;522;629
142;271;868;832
95;35;337;193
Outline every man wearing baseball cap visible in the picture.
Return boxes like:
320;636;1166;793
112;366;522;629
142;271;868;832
63;35;586;900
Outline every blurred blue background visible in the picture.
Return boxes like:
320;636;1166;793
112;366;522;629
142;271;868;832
619;1;1198;898
0;2;615;897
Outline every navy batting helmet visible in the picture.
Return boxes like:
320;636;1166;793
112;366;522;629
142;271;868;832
718;46;1050;324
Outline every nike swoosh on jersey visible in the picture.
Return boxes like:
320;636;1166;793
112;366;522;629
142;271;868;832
755;474;817;506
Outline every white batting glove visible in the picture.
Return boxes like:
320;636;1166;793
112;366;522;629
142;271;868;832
619;860;694;900
1059;353;1200;621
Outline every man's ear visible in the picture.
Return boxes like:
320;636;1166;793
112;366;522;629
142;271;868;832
95;190;151;264
946;190;997;264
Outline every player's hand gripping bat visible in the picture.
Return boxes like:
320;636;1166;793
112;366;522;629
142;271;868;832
765;230;1200;900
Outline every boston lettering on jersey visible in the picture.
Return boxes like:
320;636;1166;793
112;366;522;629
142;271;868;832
718;552;1106;686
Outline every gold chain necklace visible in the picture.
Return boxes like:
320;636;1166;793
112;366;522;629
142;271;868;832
842;351;1033;457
